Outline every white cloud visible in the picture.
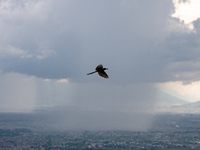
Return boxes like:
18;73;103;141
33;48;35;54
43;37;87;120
172;0;200;30
0;45;27;58
35;41;56;59
0;0;51;21
57;78;69;83
0;44;56;59
43;78;50;82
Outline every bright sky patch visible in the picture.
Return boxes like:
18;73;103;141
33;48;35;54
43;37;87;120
172;0;200;30
156;81;200;102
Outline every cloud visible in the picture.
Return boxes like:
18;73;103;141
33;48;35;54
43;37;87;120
0;45;27;57
57;78;69;83
0;0;51;21
172;0;200;30
0;0;200;101
0;0;180;84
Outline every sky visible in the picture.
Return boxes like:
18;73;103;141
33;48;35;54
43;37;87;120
0;0;200;130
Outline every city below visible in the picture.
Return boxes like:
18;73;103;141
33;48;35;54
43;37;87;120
0;113;200;149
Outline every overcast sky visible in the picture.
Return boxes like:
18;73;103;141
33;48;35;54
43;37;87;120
0;0;200;130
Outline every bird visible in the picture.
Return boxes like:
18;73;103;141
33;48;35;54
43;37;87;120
87;64;109;78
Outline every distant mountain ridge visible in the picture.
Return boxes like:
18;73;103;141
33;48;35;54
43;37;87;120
155;89;200;113
169;101;200;113
156;89;188;107
33;88;200;114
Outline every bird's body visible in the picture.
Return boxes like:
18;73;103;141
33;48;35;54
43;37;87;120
87;64;109;78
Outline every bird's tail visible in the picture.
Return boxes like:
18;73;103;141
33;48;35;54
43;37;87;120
87;71;97;75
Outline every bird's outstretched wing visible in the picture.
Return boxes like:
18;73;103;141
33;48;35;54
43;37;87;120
96;64;103;71
87;71;97;75
98;71;109;78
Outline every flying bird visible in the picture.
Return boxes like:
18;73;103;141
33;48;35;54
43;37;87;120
87;64;109;78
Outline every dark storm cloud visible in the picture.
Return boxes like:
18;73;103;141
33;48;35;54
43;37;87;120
0;0;200;83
